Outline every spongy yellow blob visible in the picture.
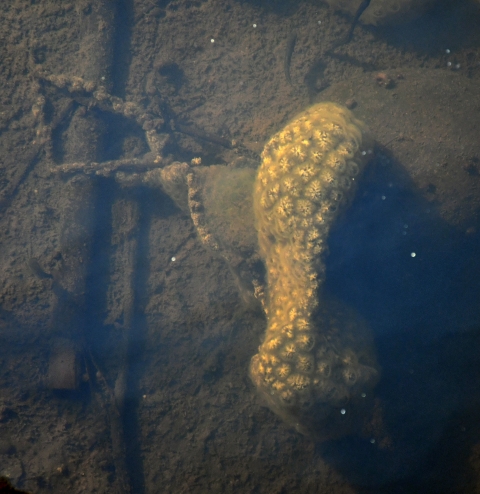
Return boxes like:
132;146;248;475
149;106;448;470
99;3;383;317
250;102;378;437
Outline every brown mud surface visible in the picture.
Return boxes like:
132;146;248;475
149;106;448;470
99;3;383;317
1;0;480;493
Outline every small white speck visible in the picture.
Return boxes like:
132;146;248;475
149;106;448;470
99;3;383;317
370;438;376;444
210;38;215;43
142;394;147;399
447;61;452;67
318;20;322;25
101;76;106;81
381;195;386;200
361;392;366;398
455;63;461;69
252;23;257;28
410;252;416;258
361;150;367;156
445;49;450;54
171;256;176;262
340;408;346;415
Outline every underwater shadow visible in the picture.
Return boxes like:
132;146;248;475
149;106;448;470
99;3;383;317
317;148;480;489
370;0;480;57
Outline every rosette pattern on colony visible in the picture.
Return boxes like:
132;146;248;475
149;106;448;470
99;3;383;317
250;102;378;436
